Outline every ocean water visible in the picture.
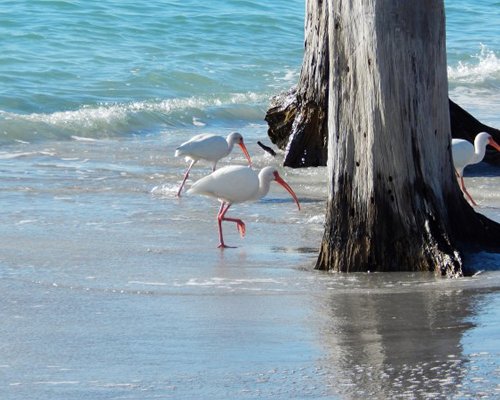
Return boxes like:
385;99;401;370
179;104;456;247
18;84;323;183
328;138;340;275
0;1;499;399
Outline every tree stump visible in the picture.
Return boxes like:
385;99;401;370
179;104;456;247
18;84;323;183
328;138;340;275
314;0;500;276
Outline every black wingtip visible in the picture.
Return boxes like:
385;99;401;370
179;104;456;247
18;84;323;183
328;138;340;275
257;141;277;157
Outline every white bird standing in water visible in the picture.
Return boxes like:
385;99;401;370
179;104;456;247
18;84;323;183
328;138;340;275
187;165;301;248
175;132;252;197
452;132;500;206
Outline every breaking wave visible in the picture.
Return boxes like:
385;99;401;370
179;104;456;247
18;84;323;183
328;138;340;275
448;44;500;84
0;92;270;144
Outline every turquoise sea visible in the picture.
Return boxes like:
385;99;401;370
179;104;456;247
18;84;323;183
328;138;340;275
1;1;499;399
0;0;498;142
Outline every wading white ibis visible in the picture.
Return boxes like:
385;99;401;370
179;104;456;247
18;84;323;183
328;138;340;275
175;132;252;197
187;165;301;248
452;132;500;205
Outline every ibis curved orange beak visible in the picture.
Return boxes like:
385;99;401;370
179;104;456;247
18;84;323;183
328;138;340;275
488;137;500;152
273;171;301;211
238;141;252;167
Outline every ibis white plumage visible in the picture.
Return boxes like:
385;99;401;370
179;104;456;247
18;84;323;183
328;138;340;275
187;165;301;248
175;132;252;197
452;132;500;205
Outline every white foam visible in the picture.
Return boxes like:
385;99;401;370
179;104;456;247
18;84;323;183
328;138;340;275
0;151;38;159
21;105;127;128
178;277;281;288
128;281;167;286
71;135;98;142
150;184;178;197
448;44;500;83
16;219;38;225
306;215;325;224
192;117;206;127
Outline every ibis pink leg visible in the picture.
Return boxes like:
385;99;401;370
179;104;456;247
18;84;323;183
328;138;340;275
459;175;478;206
177;160;197;197
217;202;246;249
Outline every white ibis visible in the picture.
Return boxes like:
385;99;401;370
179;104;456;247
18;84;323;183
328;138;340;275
174;132;252;197
452;132;500;205
187;165;301;248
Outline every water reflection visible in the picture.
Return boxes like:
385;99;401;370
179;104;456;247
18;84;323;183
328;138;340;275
314;274;498;398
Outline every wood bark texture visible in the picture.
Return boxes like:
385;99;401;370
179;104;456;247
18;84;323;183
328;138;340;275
316;0;465;275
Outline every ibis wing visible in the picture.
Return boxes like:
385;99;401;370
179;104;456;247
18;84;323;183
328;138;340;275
175;134;228;161
188;166;259;203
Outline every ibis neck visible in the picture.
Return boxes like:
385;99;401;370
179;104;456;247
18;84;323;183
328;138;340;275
226;138;236;153
255;176;272;200
473;140;487;164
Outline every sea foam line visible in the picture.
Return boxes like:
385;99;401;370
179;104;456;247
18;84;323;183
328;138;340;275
0;92;269;129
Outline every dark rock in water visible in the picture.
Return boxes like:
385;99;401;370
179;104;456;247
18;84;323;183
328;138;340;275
264;88;299;155
265;87;328;168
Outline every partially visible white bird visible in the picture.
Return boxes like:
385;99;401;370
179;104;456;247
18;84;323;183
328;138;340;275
175;132;252;197
452;132;500;206
187;165;301;248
